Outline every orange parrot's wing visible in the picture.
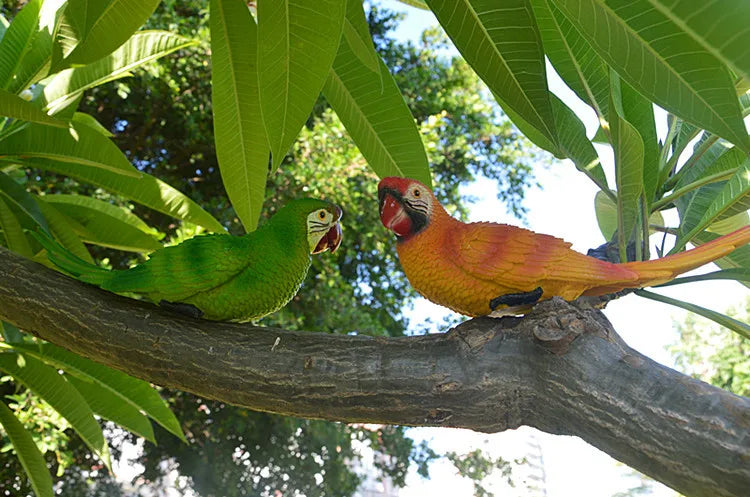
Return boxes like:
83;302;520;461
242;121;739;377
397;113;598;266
455;223;637;295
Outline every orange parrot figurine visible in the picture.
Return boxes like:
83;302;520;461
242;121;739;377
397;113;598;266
378;176;750;316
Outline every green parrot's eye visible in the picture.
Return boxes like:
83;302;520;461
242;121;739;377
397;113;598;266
318;210;326;220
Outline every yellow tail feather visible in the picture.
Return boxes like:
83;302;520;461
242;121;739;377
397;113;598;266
621;225;750;287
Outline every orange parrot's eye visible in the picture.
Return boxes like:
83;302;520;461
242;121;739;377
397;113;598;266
413;188;421;197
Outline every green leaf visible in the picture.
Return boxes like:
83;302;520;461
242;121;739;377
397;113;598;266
674;155;750;252
40;194;162;252
343;0;380;75
492;90;559;156
11;342;185;442
692;230;750;290
0;122;141;177
0;353;111;469
24;158;225;233
635;289;750;340
0;400;54;497
617;79;658;204
0;0;41;89
0;14;8;38
257;0;346;170
609;74;644;257
0;195;33;257
0;170;50;233
66;375;155;443
0;88;67;128
595;189;663;241
395;0;430;8
6;0;67;94
61;0;162;66
1;321;24;344
550;93;608;192
71;112;112;136
591;125;608;144
426;0;557;147
36;199;94;263
673;146;746;232
549;0;750;153
210;0;268;233
656;268;750;288
43;31;197;115
323;35;432;187
530;0;610;117
645;0;750;82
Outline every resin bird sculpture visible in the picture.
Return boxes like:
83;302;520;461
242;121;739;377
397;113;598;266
378;176;750;316
35;198;343;322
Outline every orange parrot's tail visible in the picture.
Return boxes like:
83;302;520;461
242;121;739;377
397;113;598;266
617;225;750;288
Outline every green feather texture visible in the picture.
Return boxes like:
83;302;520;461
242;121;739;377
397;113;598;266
33;198;343;322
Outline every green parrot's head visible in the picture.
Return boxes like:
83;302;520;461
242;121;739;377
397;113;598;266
277;198;343;254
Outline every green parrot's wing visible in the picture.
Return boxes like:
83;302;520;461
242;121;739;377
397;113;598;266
103;233;253;302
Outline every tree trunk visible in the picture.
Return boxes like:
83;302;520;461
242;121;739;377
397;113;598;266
0;247;748;497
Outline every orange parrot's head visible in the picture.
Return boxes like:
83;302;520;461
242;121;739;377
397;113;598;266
378;177;435;240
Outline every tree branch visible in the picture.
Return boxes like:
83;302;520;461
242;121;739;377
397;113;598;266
0;247;748;497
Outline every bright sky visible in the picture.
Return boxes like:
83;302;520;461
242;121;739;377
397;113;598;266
380;1;749;496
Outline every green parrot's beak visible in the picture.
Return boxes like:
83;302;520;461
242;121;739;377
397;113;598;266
313;206;343;254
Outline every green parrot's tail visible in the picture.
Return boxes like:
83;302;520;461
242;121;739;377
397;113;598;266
32;231;112;286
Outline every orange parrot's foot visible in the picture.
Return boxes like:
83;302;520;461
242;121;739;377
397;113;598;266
490;287;543;310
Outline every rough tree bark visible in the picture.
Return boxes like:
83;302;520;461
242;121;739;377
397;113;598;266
0;247;748;497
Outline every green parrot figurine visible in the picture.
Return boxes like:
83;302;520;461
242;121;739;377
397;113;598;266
34;198;343;322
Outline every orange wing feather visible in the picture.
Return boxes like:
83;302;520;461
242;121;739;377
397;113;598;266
456;222;639;300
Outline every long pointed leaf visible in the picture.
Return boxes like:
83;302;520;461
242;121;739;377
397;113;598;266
62;0;162;66
0;0;41;89
0;88;67;127
11;342;185;442
674;146;746;236
0;123;141;177
0;353;111;469
71;112;112;136
426;0;557;147
530;0;610;118
609;74;644;257
0;196;33;256
635;289;750;340
0;400;54;497
43;31;197;115
645;1;750;82
6;0;67;94
210;0;269;233
36;199;94;262
23;158;225;233
343;0;380;75
323;36;431;187
618;79;658;204
656;268;750;288
674;156;750;252
0;170;50;233
550;93;608;192
257;0;346;170
549;0;750;153
42;194;155;233
40;195;162;252
66;375;155;443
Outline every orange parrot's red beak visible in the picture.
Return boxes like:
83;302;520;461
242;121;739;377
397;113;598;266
379;191;412;236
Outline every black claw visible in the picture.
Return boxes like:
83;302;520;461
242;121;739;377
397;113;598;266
159;300;204;319
490;287;543;310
